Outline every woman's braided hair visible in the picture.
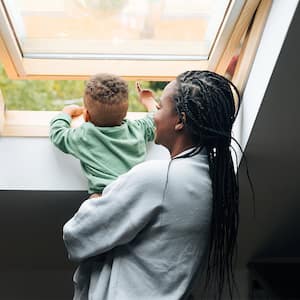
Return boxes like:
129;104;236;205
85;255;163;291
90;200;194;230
173;70;240;299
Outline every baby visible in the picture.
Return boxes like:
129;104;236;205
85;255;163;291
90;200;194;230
50;73;157;198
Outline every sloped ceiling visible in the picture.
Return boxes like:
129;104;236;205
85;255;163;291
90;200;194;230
237;2;300;266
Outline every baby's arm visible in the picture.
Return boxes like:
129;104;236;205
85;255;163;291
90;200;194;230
136;82;159;112
135;84;157;142
49;105;84;154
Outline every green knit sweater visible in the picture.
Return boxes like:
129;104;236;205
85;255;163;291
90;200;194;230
50;113;155;193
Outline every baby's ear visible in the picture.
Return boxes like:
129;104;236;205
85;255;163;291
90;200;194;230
83;108;90;122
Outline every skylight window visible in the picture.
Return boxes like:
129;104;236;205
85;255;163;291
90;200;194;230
4;0;229;59
0;0;246;79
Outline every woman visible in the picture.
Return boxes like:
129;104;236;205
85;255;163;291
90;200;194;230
63;70;240;300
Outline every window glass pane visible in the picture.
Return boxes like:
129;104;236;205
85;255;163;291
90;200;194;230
3;0;230;59
0;63;165;111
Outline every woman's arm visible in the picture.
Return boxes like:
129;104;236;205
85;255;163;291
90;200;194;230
63;161;166;262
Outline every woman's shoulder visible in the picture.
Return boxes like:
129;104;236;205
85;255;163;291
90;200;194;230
131;159;170;174
127;159;170;184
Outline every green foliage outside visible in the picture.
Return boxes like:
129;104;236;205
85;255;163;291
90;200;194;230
0;64;167;112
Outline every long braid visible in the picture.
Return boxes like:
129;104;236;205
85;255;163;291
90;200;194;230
173;70;240;299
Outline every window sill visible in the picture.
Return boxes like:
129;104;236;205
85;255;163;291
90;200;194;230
1;110;147;137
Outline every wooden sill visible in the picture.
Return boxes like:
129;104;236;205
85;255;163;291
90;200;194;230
1;110;147;137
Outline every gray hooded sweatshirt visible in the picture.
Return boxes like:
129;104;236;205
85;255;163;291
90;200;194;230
63;149;212;300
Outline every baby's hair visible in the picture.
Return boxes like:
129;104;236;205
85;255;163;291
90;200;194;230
84;73;129;126
173;70;240;300
85;73;128;105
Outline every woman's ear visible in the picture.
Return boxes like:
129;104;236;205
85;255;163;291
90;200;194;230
175;112;186;131
83;108;90;122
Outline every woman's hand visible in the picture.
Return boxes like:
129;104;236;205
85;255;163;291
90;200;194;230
62;105;84;118
136;82;159;112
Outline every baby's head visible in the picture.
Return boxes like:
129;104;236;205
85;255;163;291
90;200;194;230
84;73;128;126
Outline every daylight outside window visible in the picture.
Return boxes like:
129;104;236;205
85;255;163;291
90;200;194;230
0;63;166;111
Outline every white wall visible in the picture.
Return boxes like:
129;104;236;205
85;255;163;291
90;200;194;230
0;138;169;190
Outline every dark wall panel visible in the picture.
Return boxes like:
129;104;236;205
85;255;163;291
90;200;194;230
237;3;300;266
0;190;87;300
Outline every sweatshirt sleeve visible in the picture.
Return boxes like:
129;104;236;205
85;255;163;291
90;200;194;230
134;112;155;142
63;162;164;262
49;113;84;156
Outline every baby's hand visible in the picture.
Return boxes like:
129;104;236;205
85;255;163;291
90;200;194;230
62;105;84;118
136;82;155;100
136;82;159;112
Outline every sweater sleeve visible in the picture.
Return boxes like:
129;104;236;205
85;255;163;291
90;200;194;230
63;162;164;262
134;113;155;142
49;113;84;157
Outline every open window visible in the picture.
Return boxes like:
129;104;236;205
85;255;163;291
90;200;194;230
0;0;272;136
